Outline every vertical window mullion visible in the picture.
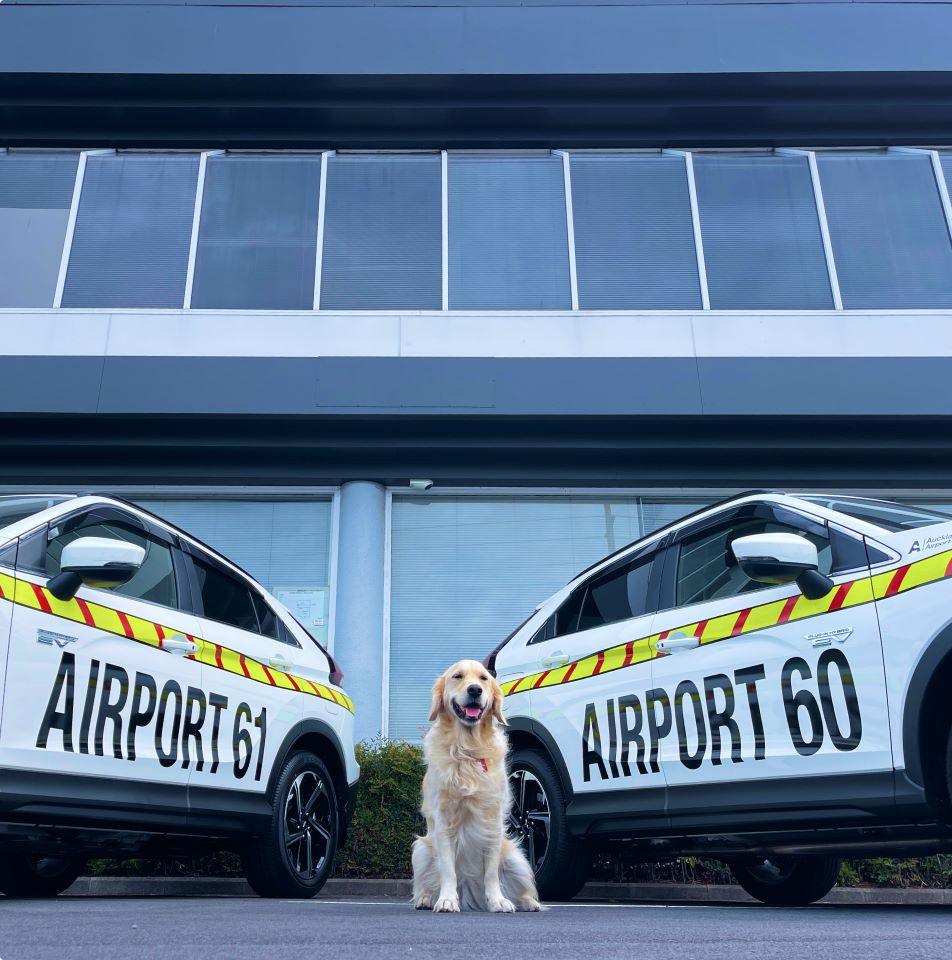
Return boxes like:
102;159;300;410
313;149;334;311
441;149;449;311
929;150;952;251
778;147;843;310
53;149;112;307
665;149;710;310
555;150;580;311
183;150;221;309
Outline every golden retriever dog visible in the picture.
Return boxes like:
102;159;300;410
412;659;542;913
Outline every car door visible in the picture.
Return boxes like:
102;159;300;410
524;544;667;815
0;505;204;812
648;502;891;823
179;542;303;821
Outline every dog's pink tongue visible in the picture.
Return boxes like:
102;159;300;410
464;706;482;719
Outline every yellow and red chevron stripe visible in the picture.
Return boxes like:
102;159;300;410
500;546;952;698
0;567;354;713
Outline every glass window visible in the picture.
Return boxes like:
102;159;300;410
188;551;259;633
134;499;333;646
44;509;178;610
818;152;952;308
191;156;322;310
321;155;442;310
570;155;701;309
448;156;570;309
577;551;654;631
694;154;833;309
0;153;78;307
675;518;831;608
388;496;646;740
250;592;279;640
62;155;198;308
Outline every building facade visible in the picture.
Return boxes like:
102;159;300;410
3;0;952;741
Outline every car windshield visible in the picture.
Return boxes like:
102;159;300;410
0;496;71;532
803;496;952;532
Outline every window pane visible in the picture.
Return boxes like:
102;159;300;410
694;155;832;309
388;496;644;741
0;153;78;307
135;499;333;644
190;553;259;633
571;155;701;309
577;552;653;632
818;153;952;308
448;156;570;309
321;155;441;310
192;156;322;310
62;155;197;308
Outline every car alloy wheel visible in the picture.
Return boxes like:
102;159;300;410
508;767;551;871
283;770;334;881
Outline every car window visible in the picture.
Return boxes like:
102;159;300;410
250;592;281;642
44;508;178;610
188;551;260;634
577;551;654;632
532;549;656;643
675;518;831;608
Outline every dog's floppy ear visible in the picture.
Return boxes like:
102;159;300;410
490;676;507;726
428;675;447;722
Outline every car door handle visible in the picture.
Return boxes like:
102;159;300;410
541;650;570;668
656;633;700;654
269;654;297;672
159;633;199;656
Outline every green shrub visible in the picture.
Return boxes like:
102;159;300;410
336;739;425;878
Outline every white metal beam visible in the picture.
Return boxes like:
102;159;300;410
778;147;843;311
554;150;580;310
183;150;223;309
441;149;449;311
664;149;710;310
313;150;335;311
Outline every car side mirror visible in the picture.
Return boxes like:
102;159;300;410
48;536;146;601
731;532;834;601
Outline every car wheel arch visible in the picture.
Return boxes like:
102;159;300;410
267;720;350;828
901;620;952;817
505;717;574;801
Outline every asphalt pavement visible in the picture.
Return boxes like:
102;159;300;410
0;896;950;960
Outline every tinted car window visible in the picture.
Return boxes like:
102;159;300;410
676;518;831;608
189;552;259;633
251;592;280;641
577;552;654;632
44;508;178;609
804;496;952;532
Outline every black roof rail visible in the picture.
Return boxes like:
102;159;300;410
571;488;786;582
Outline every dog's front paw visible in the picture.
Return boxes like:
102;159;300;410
414;894;433;910
517;897;542;912
487;895;516;913
433;894;460;913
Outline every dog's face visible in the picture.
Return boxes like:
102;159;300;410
429;659;506;728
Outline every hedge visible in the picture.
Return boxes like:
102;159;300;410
90;739;952;888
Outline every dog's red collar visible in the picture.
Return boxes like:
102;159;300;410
477;758;489;773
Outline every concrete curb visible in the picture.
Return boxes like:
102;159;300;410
63;876;952;904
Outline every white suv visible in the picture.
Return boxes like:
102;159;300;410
490;491;952;905
0;494;358;899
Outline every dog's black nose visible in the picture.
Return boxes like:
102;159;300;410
467;684;483;700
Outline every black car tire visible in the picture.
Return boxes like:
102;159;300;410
730;855;842;906
242;751;340;899
508;747;590;901
0;849;84;898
